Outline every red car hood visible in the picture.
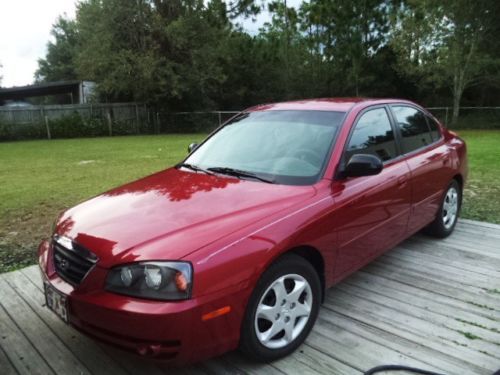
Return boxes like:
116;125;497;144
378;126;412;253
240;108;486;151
55;168;316;268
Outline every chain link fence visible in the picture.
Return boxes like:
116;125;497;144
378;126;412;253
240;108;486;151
0;104;240;141
156;111;239;134
427;107;500;129
1;103;500;141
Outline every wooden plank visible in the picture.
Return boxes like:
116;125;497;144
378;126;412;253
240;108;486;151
0;278;90;374
401;240;500;280
3;270;131;375
392;243;500;279
0;336;23;375
362;262;500;310
273;343;361;375
0;304;54;375
306;315;443;373
377;253;500;288
334;283;500;353
410;235;500;261
409;235;500;262
324;290;499;372
441;232;500;252
460;218;500;231
95;344;169;375
195;357;246;374
347;271;500;322
0;345;18;375
21;266;41;285
317;307;486;375
221;352;285;375
454;223;500;240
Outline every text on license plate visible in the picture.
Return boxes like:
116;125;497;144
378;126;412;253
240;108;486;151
44;283;69;323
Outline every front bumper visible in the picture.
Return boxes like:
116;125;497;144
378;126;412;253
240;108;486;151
38;240;248;364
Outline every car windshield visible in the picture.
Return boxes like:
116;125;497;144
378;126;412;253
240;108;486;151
184;110;345;185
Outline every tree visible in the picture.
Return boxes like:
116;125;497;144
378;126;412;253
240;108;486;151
391;0;500;124
35;16;80;82
33;0;500;114
300;0;392;96
71;0;235;107
74;0;163;102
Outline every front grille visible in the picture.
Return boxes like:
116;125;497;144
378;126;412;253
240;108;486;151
53;237;97;285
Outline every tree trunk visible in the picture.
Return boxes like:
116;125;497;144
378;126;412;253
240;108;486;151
451;90;461;127
451;66;465;126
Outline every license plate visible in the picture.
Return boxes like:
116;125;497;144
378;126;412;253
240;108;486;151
44;283;69;323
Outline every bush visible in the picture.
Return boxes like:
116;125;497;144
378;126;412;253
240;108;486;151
48;112;108;138
0;121;46;141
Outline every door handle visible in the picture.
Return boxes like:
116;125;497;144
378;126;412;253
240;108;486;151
397;175;408;186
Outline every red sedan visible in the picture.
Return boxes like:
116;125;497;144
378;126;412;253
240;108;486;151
39;98;467;364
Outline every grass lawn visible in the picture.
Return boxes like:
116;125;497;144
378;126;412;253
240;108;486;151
458;130;500;223
1;130;499;273
0;134;205;272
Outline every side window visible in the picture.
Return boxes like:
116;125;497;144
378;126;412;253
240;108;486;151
392;106;433;153
345;108;397;162
426;115;442;141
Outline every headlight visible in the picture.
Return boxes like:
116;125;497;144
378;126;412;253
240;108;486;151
105;261;193;301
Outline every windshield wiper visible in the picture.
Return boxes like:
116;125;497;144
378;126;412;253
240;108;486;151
207;167;275;184
176;163;215;176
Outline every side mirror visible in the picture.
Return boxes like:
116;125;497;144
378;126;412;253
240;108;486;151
188;142;199;153
343;154;383;177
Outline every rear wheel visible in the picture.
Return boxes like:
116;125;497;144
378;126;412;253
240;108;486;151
239;254;321;362
425;180;461;238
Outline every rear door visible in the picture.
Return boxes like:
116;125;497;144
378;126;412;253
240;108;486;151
390;105;453;233
332;106;412;278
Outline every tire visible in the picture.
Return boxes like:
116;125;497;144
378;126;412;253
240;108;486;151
239;254;321;362
425;179;461;238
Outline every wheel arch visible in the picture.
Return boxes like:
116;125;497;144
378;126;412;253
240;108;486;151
284;245;326;303
453;173;463;191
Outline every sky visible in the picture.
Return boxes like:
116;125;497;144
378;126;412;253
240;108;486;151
0;0;77;87
0;0;302;88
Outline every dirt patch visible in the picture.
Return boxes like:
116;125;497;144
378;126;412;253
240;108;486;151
0;204;64;272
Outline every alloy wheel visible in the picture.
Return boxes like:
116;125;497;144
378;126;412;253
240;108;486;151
254;274;313;349
442;186;458;230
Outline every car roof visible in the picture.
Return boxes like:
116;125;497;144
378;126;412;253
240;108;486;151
246;98;417;112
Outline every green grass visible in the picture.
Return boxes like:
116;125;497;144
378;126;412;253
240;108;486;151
0;134;205;272
1;130;499;273
457;130;500;224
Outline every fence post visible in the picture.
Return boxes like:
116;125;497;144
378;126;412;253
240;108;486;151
135;104;140;134
44;116;51;140
156;112;160;133
218;111;222;127
445;107;449;127
106;109;113;136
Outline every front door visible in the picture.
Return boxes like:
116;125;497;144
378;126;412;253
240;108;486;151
331;106;412;279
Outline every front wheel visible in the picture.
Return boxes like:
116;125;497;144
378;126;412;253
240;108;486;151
239;254;321;362
425;180;461;238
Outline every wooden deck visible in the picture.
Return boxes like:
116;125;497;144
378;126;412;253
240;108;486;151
0;219;499;375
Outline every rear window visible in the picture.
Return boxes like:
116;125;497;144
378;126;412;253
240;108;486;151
392;106;432;153
426;115;442;141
